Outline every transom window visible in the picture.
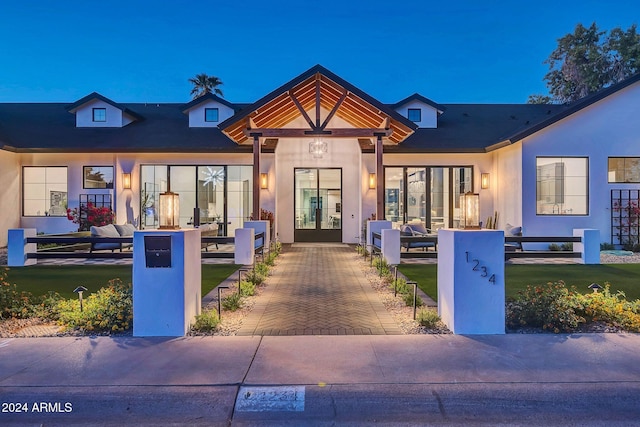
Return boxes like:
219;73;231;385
23;166;68;216
205;108;219;122
536;157;588;215
92;108;106;122
407;108;421;122
608;157;640;183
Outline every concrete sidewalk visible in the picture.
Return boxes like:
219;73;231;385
2;334;640;425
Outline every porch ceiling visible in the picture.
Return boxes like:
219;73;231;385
221;71;415;146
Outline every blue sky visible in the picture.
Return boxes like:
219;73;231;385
1;0;638;104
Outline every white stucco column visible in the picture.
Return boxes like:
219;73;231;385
244;220;270;254
8;228;37;267
234;227;255;265
133;229;201;337
573;228;600;264
437;229;505;334
366;220;392;251
381;228;400;266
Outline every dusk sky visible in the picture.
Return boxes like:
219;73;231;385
1;1;638;104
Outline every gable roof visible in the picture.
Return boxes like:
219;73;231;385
0;103;244;153
219;64;418;144
392;93;446;113
65;92;144;121
180;92;237;113
500;72;640;147
385;103;567;153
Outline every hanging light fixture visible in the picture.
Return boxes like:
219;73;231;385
460;191;480;229
159;191;180;229
309;137;328;159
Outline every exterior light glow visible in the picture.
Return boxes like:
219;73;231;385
159;191;180;229
369;173;376;189
260;173;268;189
122;173;132;189
460;192;480;229
481;173;490;189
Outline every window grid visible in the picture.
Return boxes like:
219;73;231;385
92;108;106;122
205;108;219;122
407;108;421;122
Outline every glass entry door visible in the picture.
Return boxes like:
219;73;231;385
294;168;342;242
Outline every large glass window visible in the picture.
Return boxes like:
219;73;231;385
23;166;68;216
140;164;252;235
608;157;640;183
536;157;588;215
384;166;472;230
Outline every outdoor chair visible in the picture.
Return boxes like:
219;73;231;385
400;223;436;251
503;224;523;251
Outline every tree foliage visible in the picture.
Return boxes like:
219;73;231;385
529;23;640;104
189;73;224;99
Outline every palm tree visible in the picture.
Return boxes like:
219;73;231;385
189;73;224;99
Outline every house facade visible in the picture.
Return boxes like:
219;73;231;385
1;65;639;248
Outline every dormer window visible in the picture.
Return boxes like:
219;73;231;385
92;108;106;122
407;108;421;122
205;108;219;122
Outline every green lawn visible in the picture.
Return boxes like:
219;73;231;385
4;264;240;299
398;263;640;302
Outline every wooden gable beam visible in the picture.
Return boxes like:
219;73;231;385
242;128;392;138
320;90;348;130
288;90;315;130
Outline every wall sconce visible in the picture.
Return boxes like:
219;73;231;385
260;173;268;189
159;191;180;229
369;173;376;189
481;173;490;190
460;192;480;229
122;173;132;190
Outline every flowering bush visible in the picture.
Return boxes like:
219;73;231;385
576;284;640;332
506;281;585;333
56;279;132;333
0;268;35;319
67;202;115;231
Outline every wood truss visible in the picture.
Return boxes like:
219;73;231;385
222;72;414;147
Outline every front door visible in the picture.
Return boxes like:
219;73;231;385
294;168;342;242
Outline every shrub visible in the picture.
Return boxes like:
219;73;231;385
548;243;561;251
56;279;132;333
560;242;573;251
576;284;640;332
244;268;265;286
239;280;256;297
34;291;64;320
192;308;219;332
600;242;615;250
255;262;269;278
403;291;423;307
417;309;441;328
506;281;584;333
0;269;35;319
265;252;277;266
222;292;242;311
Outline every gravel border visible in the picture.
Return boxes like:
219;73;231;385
2;246;639;337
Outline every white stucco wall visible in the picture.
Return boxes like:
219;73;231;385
18;153;117;234
521;81;640;244
493;143;522;229
186;100;235;127
0;150;20;246
394;100;438;128
275;137;363;243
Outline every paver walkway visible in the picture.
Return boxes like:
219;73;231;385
237;243;402;336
